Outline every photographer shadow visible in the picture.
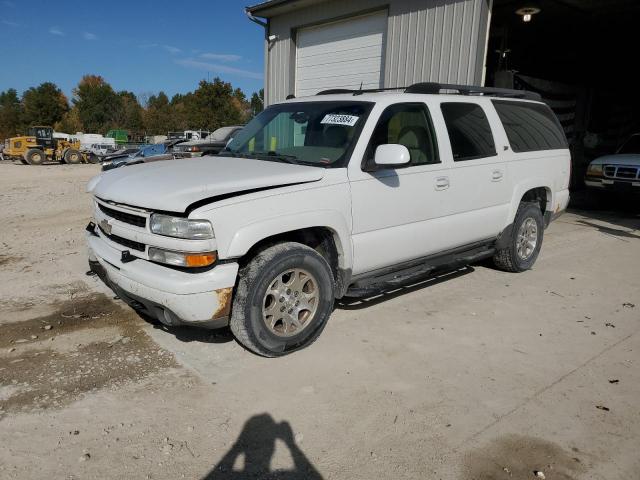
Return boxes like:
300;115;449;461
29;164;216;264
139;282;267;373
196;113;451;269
203;413;323;480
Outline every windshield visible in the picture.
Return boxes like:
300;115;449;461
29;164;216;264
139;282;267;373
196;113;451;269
223;101;373;167
618;135;640;154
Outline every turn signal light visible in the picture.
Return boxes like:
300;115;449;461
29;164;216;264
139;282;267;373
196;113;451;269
185;253;217;267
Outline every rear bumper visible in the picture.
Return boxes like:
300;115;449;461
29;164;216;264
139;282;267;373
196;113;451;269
87;231;238;329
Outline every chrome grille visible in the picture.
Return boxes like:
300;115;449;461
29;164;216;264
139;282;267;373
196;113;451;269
99;226;145;251
98;203;146;227
603;165;639;180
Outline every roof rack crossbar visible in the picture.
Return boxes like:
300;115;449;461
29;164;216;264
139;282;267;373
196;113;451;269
404;82;541;101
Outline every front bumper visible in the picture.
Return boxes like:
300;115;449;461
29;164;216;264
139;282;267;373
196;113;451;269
585;177;640;192
87;230;238;329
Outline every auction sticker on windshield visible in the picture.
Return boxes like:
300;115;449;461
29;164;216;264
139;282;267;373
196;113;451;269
321;114;359;127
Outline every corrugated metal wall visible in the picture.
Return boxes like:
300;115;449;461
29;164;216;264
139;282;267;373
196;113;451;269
264;0;492;105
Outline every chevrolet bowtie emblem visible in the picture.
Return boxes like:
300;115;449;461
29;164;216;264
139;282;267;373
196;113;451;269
99;219;112;235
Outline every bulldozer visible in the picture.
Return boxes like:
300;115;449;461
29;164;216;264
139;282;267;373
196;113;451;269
2;126;85;165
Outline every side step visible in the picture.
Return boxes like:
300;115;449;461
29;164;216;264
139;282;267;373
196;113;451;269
345;244;495;298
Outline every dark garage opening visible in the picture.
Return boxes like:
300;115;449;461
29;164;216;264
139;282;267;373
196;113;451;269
486;0;640;191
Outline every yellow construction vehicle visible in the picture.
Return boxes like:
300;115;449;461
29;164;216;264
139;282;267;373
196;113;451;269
2;126;85;165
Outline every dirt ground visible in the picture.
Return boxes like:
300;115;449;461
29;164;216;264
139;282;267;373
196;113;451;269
0;161;638;480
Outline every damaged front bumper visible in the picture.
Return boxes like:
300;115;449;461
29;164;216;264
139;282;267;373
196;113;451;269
86;228;238;329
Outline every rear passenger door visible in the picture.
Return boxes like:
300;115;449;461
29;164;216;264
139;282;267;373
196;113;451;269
436;101;512;244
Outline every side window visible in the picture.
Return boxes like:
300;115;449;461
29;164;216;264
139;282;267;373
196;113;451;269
366;103;439;167
440;102;497;161
492;100;568;153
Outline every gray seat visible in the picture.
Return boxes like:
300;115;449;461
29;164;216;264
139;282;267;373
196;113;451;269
397;126;430;164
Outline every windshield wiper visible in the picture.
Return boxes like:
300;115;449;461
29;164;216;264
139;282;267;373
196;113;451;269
251;151;299;164
218;150;321;167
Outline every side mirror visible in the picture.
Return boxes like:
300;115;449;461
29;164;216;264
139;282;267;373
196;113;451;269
374;144;410;168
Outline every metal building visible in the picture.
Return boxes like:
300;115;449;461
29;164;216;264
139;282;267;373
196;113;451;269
246;0;492;105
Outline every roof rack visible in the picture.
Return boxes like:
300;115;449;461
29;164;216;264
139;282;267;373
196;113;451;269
316;87;405;96
405;82;541;101
315;82;541;101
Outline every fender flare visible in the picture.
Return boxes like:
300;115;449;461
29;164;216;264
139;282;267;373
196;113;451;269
223;210;353;270
507;178;553;224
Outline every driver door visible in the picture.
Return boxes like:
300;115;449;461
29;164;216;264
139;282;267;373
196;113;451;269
348;102;452;276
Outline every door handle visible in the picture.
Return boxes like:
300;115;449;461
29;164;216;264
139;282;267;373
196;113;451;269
435;176;450;190
492;170;504;181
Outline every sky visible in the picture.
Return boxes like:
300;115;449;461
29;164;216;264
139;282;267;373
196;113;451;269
0;0;265;100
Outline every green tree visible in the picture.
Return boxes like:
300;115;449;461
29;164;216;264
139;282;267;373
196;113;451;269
250;88;264;117
0;88;23;139
73;75;120;133
113;91;144;132
55;107;83;134
144;92;174;133
182;78;248;131
21;82;69;127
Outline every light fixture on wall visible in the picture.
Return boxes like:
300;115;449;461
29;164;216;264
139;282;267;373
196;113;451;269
515;6;541;23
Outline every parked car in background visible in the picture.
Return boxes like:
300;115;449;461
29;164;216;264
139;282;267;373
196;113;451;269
585;133;640;194
174;125;244;157
87;83;570;356
101;139;188;171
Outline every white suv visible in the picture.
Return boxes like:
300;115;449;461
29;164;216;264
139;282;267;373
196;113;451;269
86;83;570;356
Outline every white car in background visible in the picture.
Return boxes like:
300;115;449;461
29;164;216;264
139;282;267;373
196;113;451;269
86;83;570;357
585;133;640;193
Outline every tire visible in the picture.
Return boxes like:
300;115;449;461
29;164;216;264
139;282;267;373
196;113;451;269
87;153;101;164
24;148;45;165
230;242;335;357
64;148;82;164
493;202;544;272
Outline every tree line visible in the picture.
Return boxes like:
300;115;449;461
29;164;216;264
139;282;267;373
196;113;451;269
0;75;264;140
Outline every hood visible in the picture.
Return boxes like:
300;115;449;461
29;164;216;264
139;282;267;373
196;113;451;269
89;156;324;213
591;154;640;166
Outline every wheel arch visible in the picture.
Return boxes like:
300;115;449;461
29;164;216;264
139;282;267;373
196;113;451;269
223;211;353;281
508;180;553;224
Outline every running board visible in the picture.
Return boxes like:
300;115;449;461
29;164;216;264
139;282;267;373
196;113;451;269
345;243;495;298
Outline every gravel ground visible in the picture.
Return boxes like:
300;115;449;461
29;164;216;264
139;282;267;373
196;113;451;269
0;161;639;479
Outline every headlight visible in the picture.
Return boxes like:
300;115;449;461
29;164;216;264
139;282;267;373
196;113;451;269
586;164;603;177
150;214;214;239
148;247;216;267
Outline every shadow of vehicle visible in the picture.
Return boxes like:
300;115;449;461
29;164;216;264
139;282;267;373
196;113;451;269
336;266;473;311
133;309;235;344
202;414;323;480
568;189;640;231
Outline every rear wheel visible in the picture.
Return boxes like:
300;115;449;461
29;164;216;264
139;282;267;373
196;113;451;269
64;148;82;164
24;148;45;165
493;202;544;272
230;242;335;357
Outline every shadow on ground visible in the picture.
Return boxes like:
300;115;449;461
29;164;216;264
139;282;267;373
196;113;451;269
568;189;640;232
202;414;323;480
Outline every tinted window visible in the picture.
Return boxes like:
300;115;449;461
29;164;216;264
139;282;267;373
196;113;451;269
440;103;496;161
367;103;439;166
493;100;568;153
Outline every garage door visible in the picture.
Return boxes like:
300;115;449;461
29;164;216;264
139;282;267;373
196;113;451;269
295;11;387;97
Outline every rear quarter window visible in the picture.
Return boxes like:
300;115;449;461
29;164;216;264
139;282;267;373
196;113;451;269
493;100;568;153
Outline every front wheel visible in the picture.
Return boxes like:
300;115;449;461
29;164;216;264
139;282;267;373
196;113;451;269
64;148;82;164
230;242;335;357
24;148;45;165
493;202;544;272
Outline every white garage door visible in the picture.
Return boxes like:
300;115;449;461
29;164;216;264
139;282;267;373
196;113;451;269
295;11;387;97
